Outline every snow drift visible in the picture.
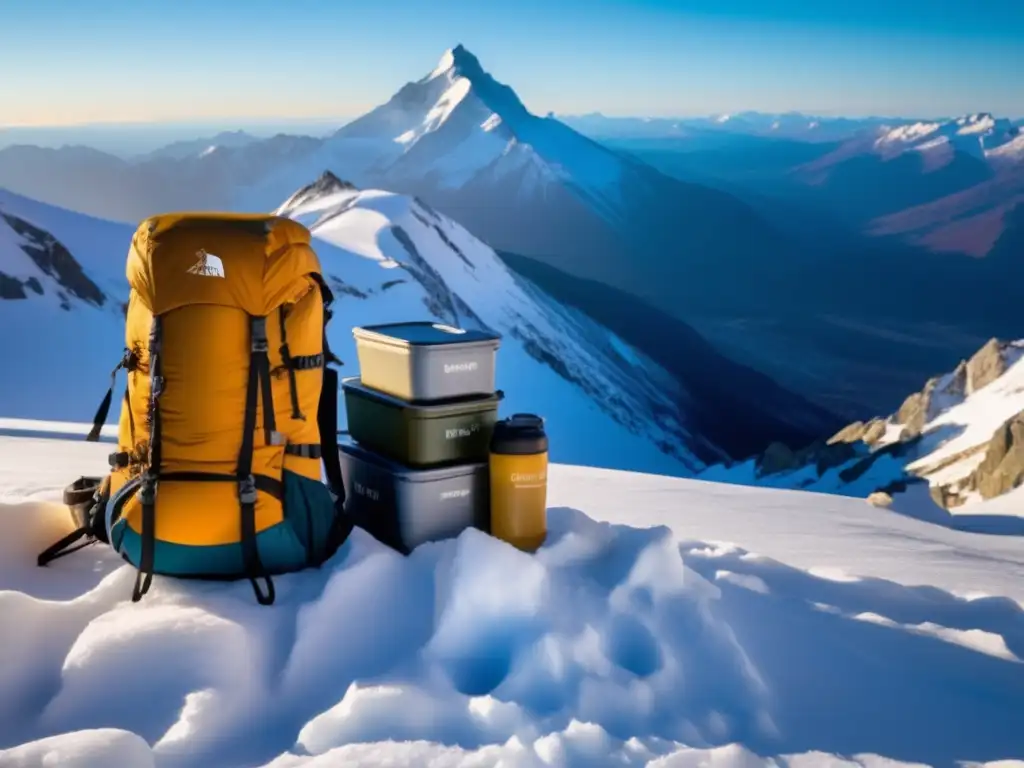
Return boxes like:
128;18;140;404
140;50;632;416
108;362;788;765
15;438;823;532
2;428;1024;767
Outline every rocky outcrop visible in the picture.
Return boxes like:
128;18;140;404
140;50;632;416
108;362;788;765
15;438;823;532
966;338;1010;394
0;272;27;299
1;212;105;307
756;438;859;478
829;417;887;446
973;411;1024;499
894;362;967;440
925;411;1024;508
756;441;800;476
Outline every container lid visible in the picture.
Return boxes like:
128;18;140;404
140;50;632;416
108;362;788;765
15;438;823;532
342;376;503;415
490;413;549;455
353;321;501;347
339;439;486;482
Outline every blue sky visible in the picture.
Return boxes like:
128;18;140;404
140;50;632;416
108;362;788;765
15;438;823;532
2;0;1022;126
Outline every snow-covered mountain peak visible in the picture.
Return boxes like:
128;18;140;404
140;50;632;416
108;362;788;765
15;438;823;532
275;170;359;223
873;113;1019;160
322;47;627;198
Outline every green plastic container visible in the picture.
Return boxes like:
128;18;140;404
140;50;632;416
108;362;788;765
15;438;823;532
342;377;502;468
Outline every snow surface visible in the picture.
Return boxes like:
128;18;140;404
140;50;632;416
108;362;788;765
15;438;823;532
3;428;1024;767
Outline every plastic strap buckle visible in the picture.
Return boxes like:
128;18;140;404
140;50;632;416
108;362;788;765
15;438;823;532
251;317;269;353
139;476;157;506
238;475;258;505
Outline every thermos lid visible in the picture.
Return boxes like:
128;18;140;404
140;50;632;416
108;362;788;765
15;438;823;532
490;413;548;455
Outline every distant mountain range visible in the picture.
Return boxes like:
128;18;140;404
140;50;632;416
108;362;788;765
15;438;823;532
0;46;1020;423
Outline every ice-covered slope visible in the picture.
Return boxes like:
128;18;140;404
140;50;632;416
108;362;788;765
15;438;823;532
2;428;1024;767
276;173;718;473
701;338;1024;525
0;189;129;421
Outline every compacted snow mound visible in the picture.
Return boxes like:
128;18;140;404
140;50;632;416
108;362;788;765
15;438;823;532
3;432;1024;767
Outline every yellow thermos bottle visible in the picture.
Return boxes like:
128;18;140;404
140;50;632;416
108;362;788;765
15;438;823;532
489;414;549;552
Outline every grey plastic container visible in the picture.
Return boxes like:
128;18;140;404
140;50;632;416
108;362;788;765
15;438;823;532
352;321;501;402
343;377;501;468
339;441;490;554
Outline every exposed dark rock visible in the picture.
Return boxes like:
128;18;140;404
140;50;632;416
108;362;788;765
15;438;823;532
812;440;859;474
863;419;887;445
972;411;1024;500
299;170;356;201
0;271;27;299
1;212;105;306
966;338;1008;394
896;390;929;438
326;275;369;300
830;417;888;447
380;279;406;291
431;224;474;269
756;442;800;476
829;420;868;444
24;276;43;295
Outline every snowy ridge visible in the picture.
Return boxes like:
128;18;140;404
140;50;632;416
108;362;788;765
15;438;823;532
276;177;717;472
700;338;1024;522
2;430;1024;766
873;113;1020;162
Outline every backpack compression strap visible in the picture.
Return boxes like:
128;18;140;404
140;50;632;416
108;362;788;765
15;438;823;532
310;273;353;557
86;348;138;442
236;315;277;606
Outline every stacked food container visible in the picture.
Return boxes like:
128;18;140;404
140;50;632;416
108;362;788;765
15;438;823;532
338;321;504;554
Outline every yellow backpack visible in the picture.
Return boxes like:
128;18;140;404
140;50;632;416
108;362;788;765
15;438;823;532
38;213;353;605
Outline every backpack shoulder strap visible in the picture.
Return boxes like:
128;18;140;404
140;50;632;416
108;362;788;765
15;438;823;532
310;274;353;552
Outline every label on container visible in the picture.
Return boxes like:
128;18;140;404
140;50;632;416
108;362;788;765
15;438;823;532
354;481;380;502
509;469;547;488
440;488;470;501
443;361;479;374
445;423;480;440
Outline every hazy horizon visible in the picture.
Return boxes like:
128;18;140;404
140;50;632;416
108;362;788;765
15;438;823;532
3;0;1023;129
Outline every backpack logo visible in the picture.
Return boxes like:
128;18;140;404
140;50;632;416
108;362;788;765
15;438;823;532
187;249;225;278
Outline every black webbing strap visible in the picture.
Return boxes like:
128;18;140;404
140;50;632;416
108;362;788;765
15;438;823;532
252;317;277;448
307;274;353;562
285;443;322;459
159;471;283;500
125;387;135;444
37;527;94;566
319;367;348;514
237;315;275;606
278;305;305;421
133;318;162;603
86;348;136;442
